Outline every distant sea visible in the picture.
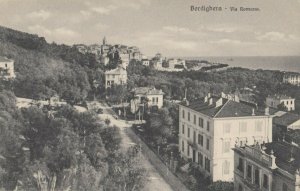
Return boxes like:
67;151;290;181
182;56;300;73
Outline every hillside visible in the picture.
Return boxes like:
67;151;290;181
0;26;104;103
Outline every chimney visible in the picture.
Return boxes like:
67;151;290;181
265;107;270;115
252;108;255;116
221;92;226;98
209;98;213;105
234;95;240;102
183;88;187;101
215;98;223;107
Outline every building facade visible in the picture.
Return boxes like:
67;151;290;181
105;66;127;89
0;56;16;79
167;58;186;69
179;93;273;182
233;141;300;191
130;87;164;113
266;95;295;111
283;73;300;86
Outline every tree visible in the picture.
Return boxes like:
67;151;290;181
100;126;122;152
277;102;288;111
104;146;148;191
106;84;128;104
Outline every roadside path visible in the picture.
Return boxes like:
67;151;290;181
98;103;174;191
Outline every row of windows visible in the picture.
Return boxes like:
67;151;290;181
237;158;269;189
181;141;210;173
222;121;263;134
182;109;210;131
181;125;210;151
151;97;159;103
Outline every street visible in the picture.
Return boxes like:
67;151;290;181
97;102;174;191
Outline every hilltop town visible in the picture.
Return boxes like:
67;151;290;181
1;25;300;191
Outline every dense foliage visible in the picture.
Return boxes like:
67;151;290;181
0;26;105;103
0;91;147;190
127;60;300;112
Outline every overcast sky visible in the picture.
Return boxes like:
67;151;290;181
0;0;300;57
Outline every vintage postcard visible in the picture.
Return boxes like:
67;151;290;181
0;0;299;190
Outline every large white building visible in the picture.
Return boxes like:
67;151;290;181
0;56;16;80
283;72;300;86
233;141;300;191
179;93;273;182
105;66;127;89
167;58;186;69
130;87;164;113
266;95;295;111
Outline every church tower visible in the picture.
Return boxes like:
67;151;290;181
103;36;106;45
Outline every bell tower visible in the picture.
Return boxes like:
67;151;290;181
103;36;106;45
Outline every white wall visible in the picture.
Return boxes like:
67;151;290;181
212;117;273;181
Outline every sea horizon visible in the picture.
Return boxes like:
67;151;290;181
176;56;300;73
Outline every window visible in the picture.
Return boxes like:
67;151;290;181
188;128;190;138
198;152;203;166
188;112;190;121
282;183;288;191
263;174;268;189
223;141;230;153
223;160;230;175
182;124;185;135
255;121;263;132
291;101;293;105
182;109;185;119
182;140;184;152
206;138;210;150
194;115;196;124
5;64;7;68
255;169;260;186
193;131;196;143
187;145;190;156
237;158;244;172
247;165;252;179
199;117;203;128
198;134;203;146
207;121;210;131
205;157;210;172
152;97;155;103
156;97;158;103
224;123;231;134
239;122;247;133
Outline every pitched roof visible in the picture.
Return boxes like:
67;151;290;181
273;112;300;127
181;96;266;118
132;87;164;95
